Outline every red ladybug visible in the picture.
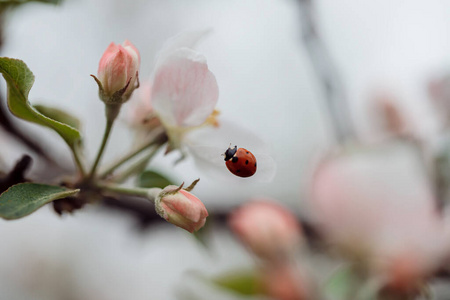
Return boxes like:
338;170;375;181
223;145;257;177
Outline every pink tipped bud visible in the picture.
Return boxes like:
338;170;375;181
229;200;303;260
155;185;208;233
97;40;140;101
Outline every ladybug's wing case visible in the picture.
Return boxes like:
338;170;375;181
188;145;276;182
225;148;257;178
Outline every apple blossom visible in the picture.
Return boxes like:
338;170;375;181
96;40;140;103
151;48;219;151
121;31;219;154
309;142;447;291
229;199;302;260
123;32;275;181
154;182;208;233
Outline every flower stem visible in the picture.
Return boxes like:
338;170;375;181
97;182;161;202
72;143;86;177
88;104;121;179
99;128;167;179
114;144;163;183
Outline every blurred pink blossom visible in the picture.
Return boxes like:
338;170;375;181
309;143;447;289
229;199;302;260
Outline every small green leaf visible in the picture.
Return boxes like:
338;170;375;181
325;266;360;300
213;271;260;296
0;183;79;219
0;57;81;149
34;104;81;130
137;170;174;189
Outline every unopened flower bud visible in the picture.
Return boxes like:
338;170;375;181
154;183;208;233
95;40;140;103
229;200;303;260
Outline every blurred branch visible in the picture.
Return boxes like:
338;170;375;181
100;196;321;248
297;0;354;143
0;154;31;193
0;96;59;163
0;9;58;165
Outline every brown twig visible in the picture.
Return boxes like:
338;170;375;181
297;0;354;143
0;155;32;193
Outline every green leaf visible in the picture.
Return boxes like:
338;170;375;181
34;104;81;130
0;183;79;220
0;57;81;149
137;170;174;189
213;271;260;296
325;266;360;300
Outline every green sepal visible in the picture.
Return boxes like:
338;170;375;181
184;178;199;192
0;183;79;220
160;182;184;197
0;57;82;149
91;74;132;104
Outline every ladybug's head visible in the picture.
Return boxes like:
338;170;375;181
223;145;237;161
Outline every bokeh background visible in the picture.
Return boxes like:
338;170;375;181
1;0;450;299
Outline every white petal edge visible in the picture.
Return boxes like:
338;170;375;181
155;29;212;67
151;48;219;128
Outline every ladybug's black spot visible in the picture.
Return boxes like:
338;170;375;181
236;169;241;173
254;162;257;167
246;151;249;154
245;160;249;165
232;157;239;163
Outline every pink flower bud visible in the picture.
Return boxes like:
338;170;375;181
229;200;303;260
97;40;140;99
155;185;208;233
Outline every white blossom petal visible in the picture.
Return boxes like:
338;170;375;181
155;29;211;66
186;119;276;182
151;48;219;128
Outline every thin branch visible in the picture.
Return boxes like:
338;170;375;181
297;0;354;143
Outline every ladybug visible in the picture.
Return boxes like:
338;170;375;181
223;145;257;178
